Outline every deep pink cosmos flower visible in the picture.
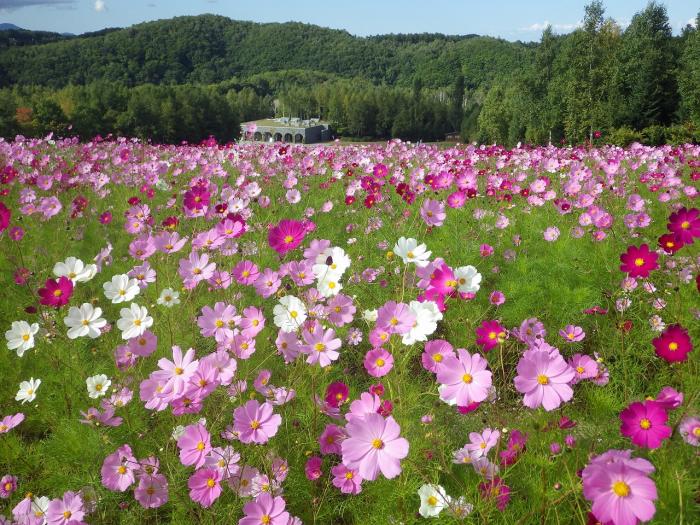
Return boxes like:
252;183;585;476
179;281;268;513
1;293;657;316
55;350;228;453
177;423;211;468
183;186;210;211
341;412;409;480
188;468;222;508
514;348;575;411
0;201;11;232
331;464;363;494
268;219;306;255
319;423;346;455
364;348;394;377
233;399;282;444
619;244;658;278
620;400;672;449
239;493;291;525
478;477;511;511
667;206;699;244
305;456;323;480
325;382;349;408
437;349;492;406
652;324;693;362
658;232;684;254
475;320;507;351
654;386;683;410
582;457;657;525
38;276;73;308
46;491;85;525
101;444;137;492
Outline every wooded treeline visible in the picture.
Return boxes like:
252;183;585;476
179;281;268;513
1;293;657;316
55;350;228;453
0;2;698;145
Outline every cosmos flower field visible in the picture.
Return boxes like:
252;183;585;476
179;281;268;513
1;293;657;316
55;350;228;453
0;136;698;524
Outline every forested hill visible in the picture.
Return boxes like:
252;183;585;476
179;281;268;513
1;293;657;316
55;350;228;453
0;14;530;88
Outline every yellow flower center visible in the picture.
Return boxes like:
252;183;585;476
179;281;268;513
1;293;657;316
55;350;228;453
53;289;63;297
252;319;259;326
133;319;142;327
488;332;497;340
175;367;184;375
82;320;90;326
681;220;690;229
119;289;126;296
480;442;487;449
95;384;102;391
63;511;72;519
242;270;250;277
537;375;549;385
462;373;473;384
215;320;224;328
376;358;385;367
693;427;700;437
290;311;298;318
261;516;271;525
314;343;326;352
612;481;630;497
284;235;294;243
427;495;438;506
207;479;215;488
634;257;645;267
372;438;384;449
433;353;443;362
668;342;678;351
328;281;336;289
118;466;127;474
22;334;30;341
250;420;261;430
639;418;651;430
345;471;354;479
576;366;585;374
196;441;205;451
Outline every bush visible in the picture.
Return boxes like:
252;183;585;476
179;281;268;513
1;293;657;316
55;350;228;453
607;126;643;146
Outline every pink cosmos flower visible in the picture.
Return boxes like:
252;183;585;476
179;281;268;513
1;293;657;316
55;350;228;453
179;251;216;288
364;347;394;377
543;226;560;241
134;474;168;508
679;416;700;446
233;399;282;444
582;459;657;525
325;382;349;408
376;301;415;335
233;260;260;285
437;349;492;406
101;444;137;492
319;424;346;455
619;400;672;449
559;324;585;342
489;290;505;306
305;456;323;480
421;339;455;373
478;477;510;511
331;464;363;494
341;412;409;480
568;354;598;384
667;206;699;244
302;325;341;367
514;348;575;411
46;491;85;525
465;428;500;459
188;468;222;508
268;219;306;255
420;198;446;227
326;294;356;326
653;386;683;410
239;306;265;338
239;493;290;525
177;423;212;468
253;268;281;298
0;413;24;433
154;231;187;254
197;302;239;343
0;475;16;499
155;346;199;398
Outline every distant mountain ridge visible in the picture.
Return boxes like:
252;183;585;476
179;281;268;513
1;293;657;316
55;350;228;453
0;14;530;89
0;23;22;30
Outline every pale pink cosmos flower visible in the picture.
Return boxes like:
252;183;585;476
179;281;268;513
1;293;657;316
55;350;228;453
559;324;585;342
233;400;282;444
302;325;341;367
134;474;168;508
239;493;290;525
46;491;84;525
188;468;222;508
154;346;199;398
420;198;446;227
177;423;211;469
101;444;137;492
437;349;492;406
514;348;575;411
465;428;501;460
341;413;409;480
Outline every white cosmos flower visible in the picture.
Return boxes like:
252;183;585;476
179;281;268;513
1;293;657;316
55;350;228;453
5;321;40;357
273;295;307;332
86;374;111;399
31;496;50;520
402;300;443;345
53;256;97;283
418;484;448;518
454;265;482;294
314;246;351;277
394;237;432;267
103;274;140;303
15;377;41;404
157;288;180;307
362;309;378;323
63;303;107;339
116;303;153;340
317;274;342;298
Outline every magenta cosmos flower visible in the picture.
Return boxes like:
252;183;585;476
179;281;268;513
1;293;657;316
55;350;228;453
0;202;11;233
331;464;363;494
667;206;699;244
240;493;290;525
514;348;575;411
478;477;510;511
582;459;657;525
188;468;222;508
233;399;282;444
341;412;409;480
177;423;211;468
268;219;306;255
652;324;693;363
619;400;672;449
38;276;73;308
619;244;658;278
436;349;492;406
475;320;506;351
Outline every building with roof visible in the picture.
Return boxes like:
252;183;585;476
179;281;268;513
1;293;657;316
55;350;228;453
240;118;332;144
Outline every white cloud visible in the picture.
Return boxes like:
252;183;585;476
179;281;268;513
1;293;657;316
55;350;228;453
94;0;106;12
519;20;582;33
687;17;697;28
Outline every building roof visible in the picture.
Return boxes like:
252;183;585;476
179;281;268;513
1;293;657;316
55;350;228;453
242;118;328;129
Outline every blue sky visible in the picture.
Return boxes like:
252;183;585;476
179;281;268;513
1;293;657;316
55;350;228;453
0;0;697;41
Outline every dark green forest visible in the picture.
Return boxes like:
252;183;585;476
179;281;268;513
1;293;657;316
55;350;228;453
0;1;699;145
